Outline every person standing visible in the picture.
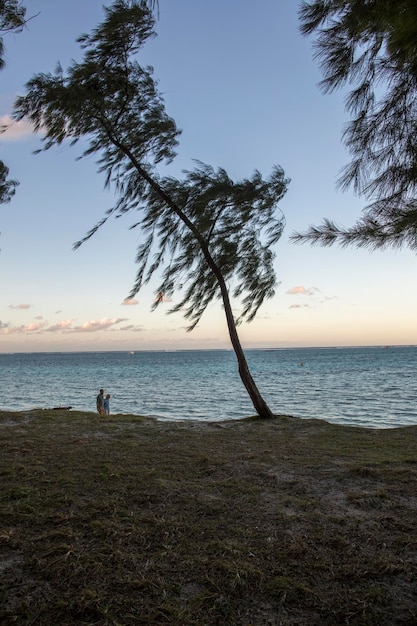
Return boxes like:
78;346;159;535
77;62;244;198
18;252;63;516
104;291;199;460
96;389;105;415
104;393;111;415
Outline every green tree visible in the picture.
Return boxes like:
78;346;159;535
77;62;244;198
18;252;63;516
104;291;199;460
0;0;26;68
0;159;17;204
14;0;289;419
292;0;417;250
0;1;27;203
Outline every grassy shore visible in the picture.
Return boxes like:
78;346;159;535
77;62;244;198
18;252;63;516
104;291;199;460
1;409;417;625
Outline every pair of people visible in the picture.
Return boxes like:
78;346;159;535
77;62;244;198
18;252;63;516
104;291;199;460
96;389;111;415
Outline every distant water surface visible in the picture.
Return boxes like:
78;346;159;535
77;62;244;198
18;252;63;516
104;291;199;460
0;346;416;428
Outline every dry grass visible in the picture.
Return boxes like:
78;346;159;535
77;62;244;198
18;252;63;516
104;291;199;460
1;409;417;625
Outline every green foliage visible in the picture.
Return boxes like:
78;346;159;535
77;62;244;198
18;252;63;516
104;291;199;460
0;159;18;203
293;0;417;250
130;163;287;329
0;0;26;69
16;2;179;166
0;1;26;205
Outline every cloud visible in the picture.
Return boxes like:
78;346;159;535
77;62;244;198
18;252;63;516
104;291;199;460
46;319;74;332
9;303;31;309
122;298;138;306
154;292;172;304
119;324;144;332
286;286;337;309
0;115;35;141
286;286;319;296
23;322;47;332
1;321;47;334
0;316;135;336
70;318;128;333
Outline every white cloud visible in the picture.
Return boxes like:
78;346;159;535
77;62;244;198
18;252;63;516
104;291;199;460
23;322;46;332
46;319;74;332
121;298;138;306
1;321;47;334
287;286;319;296
70;318;128;333
0;317;130;335
9;303;31;309
0;115;36;141
154;292;172;304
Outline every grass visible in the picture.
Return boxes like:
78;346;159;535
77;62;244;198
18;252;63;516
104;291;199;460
1;409;417;625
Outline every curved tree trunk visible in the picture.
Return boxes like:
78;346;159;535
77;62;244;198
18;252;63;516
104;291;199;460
216;273;274;419
108;136;275;419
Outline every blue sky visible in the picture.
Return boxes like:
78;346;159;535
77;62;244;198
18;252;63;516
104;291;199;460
0;0;416;352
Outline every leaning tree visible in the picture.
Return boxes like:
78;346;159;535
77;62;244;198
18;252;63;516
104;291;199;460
14;0;289;419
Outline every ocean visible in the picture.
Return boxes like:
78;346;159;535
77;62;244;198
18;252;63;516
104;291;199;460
0;346;416;428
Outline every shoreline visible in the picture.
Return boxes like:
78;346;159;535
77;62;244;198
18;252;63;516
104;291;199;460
1;407;416;432
1;347;416;429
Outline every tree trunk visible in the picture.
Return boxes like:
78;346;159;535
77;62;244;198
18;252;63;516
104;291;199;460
216;273;274;419
107;136;275;419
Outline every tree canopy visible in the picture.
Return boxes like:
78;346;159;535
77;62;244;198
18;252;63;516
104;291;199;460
0;0;27;69
14;0;288;418
0;159;18;204
0;1;27;204
292;0;417;250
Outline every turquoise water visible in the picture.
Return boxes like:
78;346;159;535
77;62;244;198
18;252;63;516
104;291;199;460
0;346;416;428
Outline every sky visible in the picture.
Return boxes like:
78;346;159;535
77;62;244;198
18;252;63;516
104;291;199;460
0;0;416;353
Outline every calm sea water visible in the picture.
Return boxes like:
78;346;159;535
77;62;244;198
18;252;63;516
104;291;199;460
0;346;416;428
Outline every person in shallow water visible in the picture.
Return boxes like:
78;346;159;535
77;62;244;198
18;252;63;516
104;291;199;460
104;393;111;415
96;389;105;415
